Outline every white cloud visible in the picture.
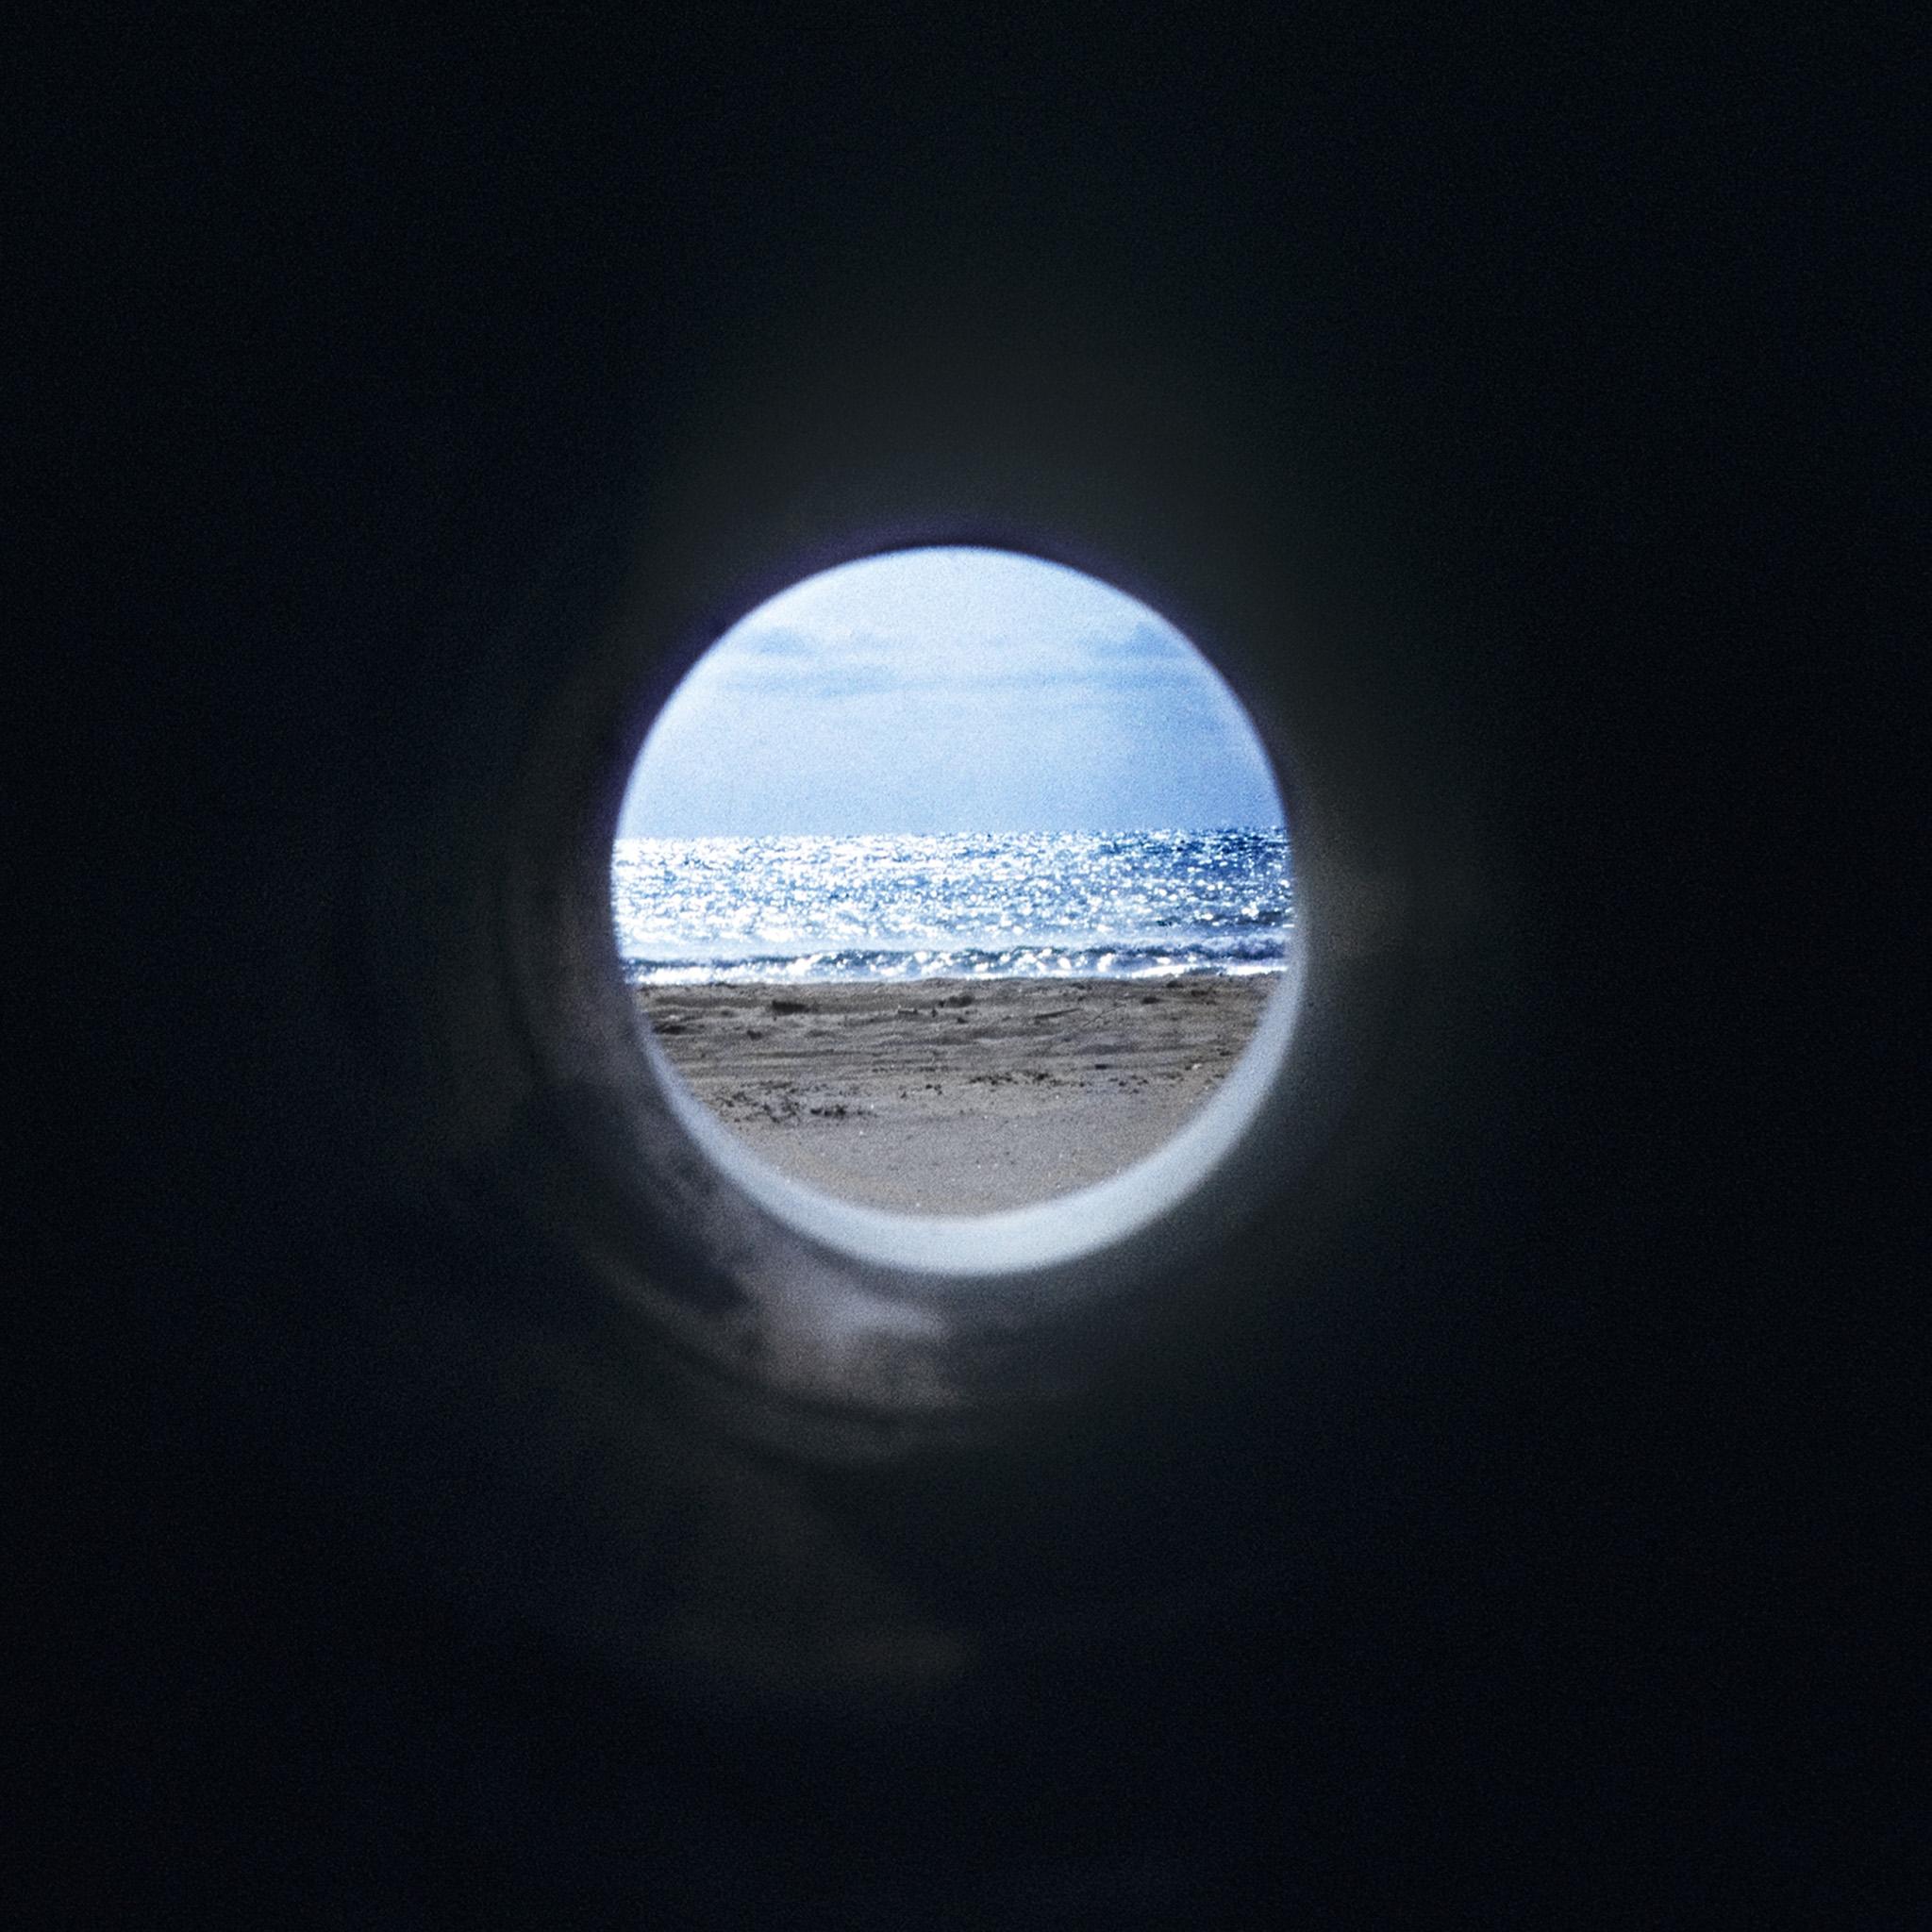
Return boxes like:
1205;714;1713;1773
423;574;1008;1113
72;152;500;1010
619;549;1280;837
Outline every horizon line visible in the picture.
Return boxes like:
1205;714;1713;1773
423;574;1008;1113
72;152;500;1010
615;821;1288;842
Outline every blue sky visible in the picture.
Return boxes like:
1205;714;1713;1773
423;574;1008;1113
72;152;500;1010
617;547;1283;838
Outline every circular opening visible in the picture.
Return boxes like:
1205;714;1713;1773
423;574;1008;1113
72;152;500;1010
608;546;1301;1268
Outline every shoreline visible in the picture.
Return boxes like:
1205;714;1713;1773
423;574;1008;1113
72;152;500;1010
633;974;1275;1214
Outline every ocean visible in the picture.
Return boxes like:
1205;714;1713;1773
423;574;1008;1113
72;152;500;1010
611;827;1293;985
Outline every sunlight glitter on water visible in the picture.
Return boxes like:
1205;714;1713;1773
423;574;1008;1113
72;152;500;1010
611;827;1293;985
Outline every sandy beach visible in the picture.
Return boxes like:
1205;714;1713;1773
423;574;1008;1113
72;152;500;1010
634;974;1274;1213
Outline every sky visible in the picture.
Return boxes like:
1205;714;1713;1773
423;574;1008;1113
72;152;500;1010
616;547;1283;838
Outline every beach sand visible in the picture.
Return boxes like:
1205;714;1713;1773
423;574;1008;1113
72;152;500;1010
634;975;1274;1214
